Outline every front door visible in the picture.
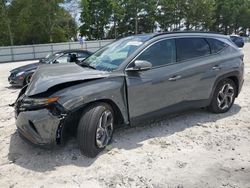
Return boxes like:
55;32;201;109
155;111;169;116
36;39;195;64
125;39;188;123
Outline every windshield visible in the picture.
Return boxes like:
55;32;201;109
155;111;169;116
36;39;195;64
83;35;151;71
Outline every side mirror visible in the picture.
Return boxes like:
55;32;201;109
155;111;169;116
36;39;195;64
127;60;152;71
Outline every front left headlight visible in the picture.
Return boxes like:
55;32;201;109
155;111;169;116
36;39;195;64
20;96;60;109
16;71;25;77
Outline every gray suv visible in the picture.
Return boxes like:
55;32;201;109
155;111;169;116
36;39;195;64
14;32;244;157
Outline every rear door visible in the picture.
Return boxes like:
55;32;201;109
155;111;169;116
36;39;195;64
177;37;231;102
174;37;214;102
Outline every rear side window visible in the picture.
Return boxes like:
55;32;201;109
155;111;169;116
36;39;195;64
206;38;228;54
176;38;210;61
137;39;176;67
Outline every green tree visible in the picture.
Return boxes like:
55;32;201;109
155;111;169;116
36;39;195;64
156;0;182;31
183;0;215;30
211;0;250;34
0;0;77;46
1;0;250;45
79;0;112;39
107;0;157;38
237;1;250;34
0;0;14;46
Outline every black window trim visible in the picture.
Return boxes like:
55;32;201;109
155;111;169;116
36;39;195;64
125;36;229;71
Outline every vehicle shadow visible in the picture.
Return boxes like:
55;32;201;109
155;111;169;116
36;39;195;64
8;104;241;172
5;86;22;90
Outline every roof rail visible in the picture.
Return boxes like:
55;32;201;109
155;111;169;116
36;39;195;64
153;31;224;38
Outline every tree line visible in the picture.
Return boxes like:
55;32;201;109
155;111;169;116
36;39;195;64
80;0;250;39
1;0;250;46
0;0;77;46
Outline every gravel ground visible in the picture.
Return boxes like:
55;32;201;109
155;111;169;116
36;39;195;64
0;45;250;188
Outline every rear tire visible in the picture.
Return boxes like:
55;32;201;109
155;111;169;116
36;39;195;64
208;78;236;113
77;103;114;158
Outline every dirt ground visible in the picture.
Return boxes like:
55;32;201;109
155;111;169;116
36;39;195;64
0;45;250;188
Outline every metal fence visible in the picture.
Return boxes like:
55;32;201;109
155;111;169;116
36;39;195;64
0;39;113;63
1;37;249;63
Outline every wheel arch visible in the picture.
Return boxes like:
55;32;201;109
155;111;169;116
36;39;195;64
210;71;240;102
87;99;126;126
227;76;239;97
60;98;127;143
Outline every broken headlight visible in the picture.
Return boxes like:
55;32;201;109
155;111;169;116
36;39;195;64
20;96;60;110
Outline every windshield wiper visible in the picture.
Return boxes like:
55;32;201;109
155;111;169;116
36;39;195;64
80;62;96;70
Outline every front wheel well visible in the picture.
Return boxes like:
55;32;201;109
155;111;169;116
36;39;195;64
91;99;125;126
61;100;125;141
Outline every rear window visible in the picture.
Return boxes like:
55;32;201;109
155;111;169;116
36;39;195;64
176;38;210;61
206;38;228;54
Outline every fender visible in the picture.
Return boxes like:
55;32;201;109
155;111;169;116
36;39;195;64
209;71;241;103
54;77;129;126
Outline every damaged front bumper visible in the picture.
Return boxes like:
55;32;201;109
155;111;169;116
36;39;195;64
14;93;68;147
16;109;62;146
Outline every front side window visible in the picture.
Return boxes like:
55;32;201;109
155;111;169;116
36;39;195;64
43;53;62;64
54;54;69;64
136;39;176;67
176;38;210;61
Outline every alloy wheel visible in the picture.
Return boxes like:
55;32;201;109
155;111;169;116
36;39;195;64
217;83;235;110
96;110;114;148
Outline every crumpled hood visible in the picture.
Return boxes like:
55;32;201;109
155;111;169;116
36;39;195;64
25;63;109;96
10;63;39;73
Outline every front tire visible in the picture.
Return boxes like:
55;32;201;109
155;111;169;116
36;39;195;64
77;103;114;158
208;78;236;113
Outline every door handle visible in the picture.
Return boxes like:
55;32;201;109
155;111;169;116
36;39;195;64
212;65;221;71
168;75;182;81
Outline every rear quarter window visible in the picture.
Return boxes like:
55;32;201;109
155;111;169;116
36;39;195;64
176;38;210;62
206;38;228;54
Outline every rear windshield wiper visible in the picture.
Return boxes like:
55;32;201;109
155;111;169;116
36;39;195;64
79;62;96;70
